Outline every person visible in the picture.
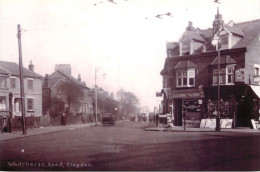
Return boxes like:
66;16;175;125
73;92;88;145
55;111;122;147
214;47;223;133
61;112;66;126
155;113;159;126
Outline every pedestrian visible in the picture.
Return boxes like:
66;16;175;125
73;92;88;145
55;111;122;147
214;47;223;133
61;112;66;126
155;113;159;126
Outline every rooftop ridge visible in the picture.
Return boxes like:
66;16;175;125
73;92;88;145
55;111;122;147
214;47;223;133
234;19;260;25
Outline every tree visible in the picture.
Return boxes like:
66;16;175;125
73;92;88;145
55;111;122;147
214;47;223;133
56;80;85;114
117;89;139;119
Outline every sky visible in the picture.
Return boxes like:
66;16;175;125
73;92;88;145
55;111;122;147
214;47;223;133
0;0;260;112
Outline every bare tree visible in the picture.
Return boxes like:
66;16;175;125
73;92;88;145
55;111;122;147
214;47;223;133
117;89;139;119
57;80;85;114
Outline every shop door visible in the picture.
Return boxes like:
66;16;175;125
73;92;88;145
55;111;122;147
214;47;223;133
174;99;182;126
237;98;249;127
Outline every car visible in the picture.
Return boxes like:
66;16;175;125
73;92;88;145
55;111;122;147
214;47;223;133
101;112;115;125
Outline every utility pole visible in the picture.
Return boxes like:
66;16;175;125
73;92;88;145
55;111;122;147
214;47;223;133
17;24;27;135
95;67;97;125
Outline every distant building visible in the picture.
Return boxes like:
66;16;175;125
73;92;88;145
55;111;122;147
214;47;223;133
0;61;43;117
160;8;260;127
42;64;93;119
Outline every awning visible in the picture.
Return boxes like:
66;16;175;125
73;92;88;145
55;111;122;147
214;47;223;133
169;88;205;99
250;85;260;98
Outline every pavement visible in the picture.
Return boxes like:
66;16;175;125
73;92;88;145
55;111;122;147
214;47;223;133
1;122;259;142
0;123;97;141
144;125;260;133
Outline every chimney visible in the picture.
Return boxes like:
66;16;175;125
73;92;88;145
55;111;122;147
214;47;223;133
227;20;235;26
29;60;34;72
186;21;195;31
43;74;49;88
55;64;72;76
78;74;81;82
212;7;224;35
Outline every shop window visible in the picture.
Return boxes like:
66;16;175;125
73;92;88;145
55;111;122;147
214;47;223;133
0;96;7;110
176;69;195;87
27;98;34;111
0;76;7;89
213;65;234;85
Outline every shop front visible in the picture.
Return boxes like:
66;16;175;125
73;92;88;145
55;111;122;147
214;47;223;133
204;85;260;128
169;88;205;127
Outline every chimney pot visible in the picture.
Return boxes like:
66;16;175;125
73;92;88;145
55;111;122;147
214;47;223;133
29;60;34;72
78;74;81;82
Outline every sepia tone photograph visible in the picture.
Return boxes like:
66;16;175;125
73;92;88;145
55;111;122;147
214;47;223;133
0;0;260;171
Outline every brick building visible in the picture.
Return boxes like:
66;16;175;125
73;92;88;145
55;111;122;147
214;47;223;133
0;61;43;117
160;8;260;127
42;64;93;120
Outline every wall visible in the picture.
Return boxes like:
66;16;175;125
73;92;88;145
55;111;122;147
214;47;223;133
245;32;260;85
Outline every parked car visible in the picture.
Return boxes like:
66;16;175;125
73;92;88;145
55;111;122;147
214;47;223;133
101;112;115;125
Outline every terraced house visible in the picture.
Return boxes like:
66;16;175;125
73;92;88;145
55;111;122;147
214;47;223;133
160;8;260;128
0;61;43;118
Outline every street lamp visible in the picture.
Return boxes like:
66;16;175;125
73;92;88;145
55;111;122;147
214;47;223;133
211;35;221;131
94;66;105;126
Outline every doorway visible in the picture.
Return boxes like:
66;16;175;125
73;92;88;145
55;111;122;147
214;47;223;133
174;99;182;126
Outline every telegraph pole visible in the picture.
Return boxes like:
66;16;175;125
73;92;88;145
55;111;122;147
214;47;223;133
95;67;98;126
17;24;27;135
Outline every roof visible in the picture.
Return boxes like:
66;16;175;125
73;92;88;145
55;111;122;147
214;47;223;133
224;25;244;37
48;70;89;89
232;19;260;48
186;30;205;42
0;61;43;79
174;60;197;69
210;55;237;65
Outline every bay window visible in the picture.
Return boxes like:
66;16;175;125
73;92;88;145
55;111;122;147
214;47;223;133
0;96;7;110
0;76;7;89
213;65;234;85
176;69;195;87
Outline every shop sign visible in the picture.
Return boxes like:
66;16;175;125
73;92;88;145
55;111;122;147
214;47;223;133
200;119;233;128
235;68;245;82
172;92;204;99
253;76;260;83
183;120;200;128
156;92;162;97
251;119;260;129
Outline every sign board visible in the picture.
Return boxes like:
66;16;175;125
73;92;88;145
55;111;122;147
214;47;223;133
200;119;233;129
235;68;245;82
156;92;162;97
251;119;260;129
253;76;260;83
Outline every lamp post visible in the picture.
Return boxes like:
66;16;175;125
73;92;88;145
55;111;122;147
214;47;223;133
211;35;221;131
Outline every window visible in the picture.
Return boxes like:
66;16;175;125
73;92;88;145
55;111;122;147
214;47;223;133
213;66;234;85
10;78;16;89
0;96;7;110
255;67;260;76
28;79;33;90
163;75;168;88
14;98;21;112
0;76;7;89
27;98;34;111
182;42;190;55
176;69;195;87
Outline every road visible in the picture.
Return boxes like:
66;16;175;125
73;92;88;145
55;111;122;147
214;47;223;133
0;121;260;171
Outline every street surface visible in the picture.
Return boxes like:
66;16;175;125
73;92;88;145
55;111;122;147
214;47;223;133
0;121;260;171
